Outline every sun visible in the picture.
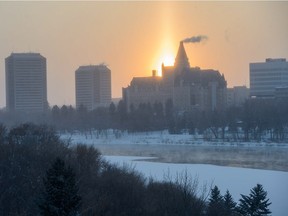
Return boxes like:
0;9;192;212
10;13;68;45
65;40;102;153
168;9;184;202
157;53;175;75
162;54;175;66
152;40;175;76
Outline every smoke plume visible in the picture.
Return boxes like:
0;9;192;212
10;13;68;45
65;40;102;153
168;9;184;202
182;35;208;43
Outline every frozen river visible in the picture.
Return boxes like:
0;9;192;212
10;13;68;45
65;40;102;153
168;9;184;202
105;155;288;216
61;131;288;215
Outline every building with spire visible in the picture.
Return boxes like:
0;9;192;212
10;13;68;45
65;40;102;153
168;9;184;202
123;42;227;112
174;41;190;72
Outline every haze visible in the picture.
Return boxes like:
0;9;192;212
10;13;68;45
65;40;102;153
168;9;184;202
0;1;287;108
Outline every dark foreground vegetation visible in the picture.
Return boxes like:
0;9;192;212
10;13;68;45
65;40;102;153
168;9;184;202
0;123;271;216
1;97;288;142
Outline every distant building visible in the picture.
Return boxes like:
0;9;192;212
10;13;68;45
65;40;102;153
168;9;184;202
122;70;169;111
250;58;288;98
5;53;48;112
75;65;111;110
275;86;288;99
227;86;250;107
111;97;122;105
123;42;227;112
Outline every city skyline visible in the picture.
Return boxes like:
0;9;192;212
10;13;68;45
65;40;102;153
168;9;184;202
0;1;287;108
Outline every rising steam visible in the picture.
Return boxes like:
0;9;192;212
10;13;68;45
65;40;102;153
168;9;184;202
182;35;208;43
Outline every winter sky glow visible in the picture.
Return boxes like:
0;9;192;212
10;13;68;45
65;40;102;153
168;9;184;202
0;1;287;107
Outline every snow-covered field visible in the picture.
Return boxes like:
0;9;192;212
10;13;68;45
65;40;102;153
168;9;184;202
105;155;288;216
61;130;288;148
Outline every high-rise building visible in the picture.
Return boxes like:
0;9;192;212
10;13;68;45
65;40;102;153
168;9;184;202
250;58;288;98
5;53;48;112
75;65;111;110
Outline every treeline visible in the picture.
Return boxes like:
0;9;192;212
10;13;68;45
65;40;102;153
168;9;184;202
170;98;288;142
0;100;172;132
0;123;271;216
1;97;288;142
48;100;171;132
49;97;288;142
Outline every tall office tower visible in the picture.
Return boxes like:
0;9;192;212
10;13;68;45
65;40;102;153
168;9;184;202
75;65;111;110
5;53;48;112
250;58;288;98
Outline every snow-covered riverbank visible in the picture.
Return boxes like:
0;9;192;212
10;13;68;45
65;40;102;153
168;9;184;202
61;130;288;148
61;130;288;171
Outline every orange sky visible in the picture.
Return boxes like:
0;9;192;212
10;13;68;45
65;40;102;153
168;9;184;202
0;1;287;107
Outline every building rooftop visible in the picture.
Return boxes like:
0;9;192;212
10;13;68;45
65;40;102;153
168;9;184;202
266;58;286;62
7;52;44;59
76;64;110;73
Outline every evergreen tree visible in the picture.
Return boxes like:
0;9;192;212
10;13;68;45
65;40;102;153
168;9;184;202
223;190;238;216
38;158;81;216
109;102;116;116
207;186;224;216
238;184;271;216
0;124;7;144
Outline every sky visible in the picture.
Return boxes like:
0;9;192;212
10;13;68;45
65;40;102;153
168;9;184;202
0;1;287;108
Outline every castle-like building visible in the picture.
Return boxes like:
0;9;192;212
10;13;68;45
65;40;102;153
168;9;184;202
123;42;227;112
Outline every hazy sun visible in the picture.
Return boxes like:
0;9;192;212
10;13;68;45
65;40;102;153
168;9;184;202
162;54;175;66
157;53;175;75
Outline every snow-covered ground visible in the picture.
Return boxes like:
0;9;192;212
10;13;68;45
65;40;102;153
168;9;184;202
61;130;288;148
105;155;288;216
61;130;288;171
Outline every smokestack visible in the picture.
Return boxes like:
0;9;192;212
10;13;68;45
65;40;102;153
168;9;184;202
182;35;208;43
